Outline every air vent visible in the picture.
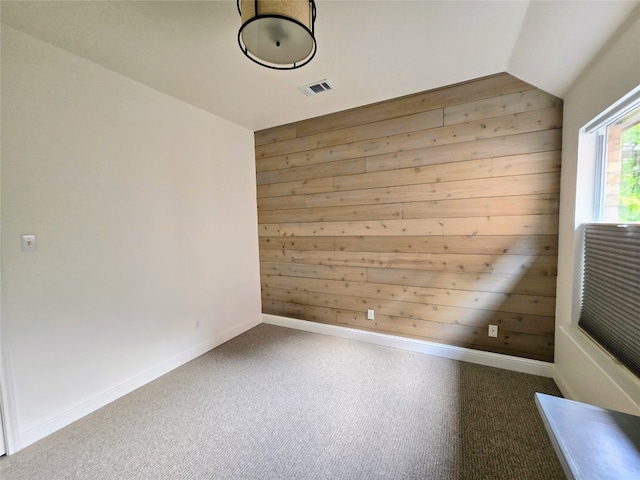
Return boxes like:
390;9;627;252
298;79;334;96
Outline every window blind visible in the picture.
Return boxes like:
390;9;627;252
579;223;640;378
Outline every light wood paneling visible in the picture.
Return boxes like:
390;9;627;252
257;194;306;211
295;73;533;137
259;214;558;237
257;107;561;176
366;268;557;296
261;263;367;282
443;88;561;125
262;299;337;324
257;177;333;198
259;236;336;251
255;73;562;362
258;203;403;224
256;157;365;185
491;151;561;177
334;235;558;256
254;123;296;146
334;157;494;191
255;109;444;159
259;249;558;276
257;126;559;174
365;129;562;173
403;193;560;219
303;172;560;208
336;311;445;340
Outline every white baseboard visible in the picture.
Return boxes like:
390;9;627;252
263;314;555;378
13;315;261;453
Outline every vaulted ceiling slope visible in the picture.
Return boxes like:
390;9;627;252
2;1;638;131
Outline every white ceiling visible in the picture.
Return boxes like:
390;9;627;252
1;0;638;131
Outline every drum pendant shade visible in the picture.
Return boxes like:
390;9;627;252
238;0;317;70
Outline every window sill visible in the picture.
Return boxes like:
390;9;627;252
556;326;640;415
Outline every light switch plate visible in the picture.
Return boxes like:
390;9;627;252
21;234;37;252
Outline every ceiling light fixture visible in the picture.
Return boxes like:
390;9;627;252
237;0;317;70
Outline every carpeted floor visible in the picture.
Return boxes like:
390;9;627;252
0;323;565;479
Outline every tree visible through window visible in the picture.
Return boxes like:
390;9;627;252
603;105;640;222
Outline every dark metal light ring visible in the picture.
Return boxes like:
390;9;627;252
237;15;317;70
237;0;317;70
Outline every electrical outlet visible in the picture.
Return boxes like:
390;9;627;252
488;324;498;337
367;309;375;320
195;320;201;329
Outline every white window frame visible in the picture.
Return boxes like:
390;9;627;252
585;85;640;223
578;85;640;379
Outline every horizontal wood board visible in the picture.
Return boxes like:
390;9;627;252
255;73;562;362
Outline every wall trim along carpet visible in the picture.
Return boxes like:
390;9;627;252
263;314;554;378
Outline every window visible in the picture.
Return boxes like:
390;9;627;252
579;87;640;379
592;95;640;222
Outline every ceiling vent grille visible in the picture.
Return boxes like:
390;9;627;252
299;79;334;96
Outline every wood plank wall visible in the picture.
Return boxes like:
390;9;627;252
255;73;563;362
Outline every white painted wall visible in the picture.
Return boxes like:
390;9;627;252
0;26;262;453
554;9;640;415
507;0;638;98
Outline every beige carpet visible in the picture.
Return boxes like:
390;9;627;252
0;323;564;479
